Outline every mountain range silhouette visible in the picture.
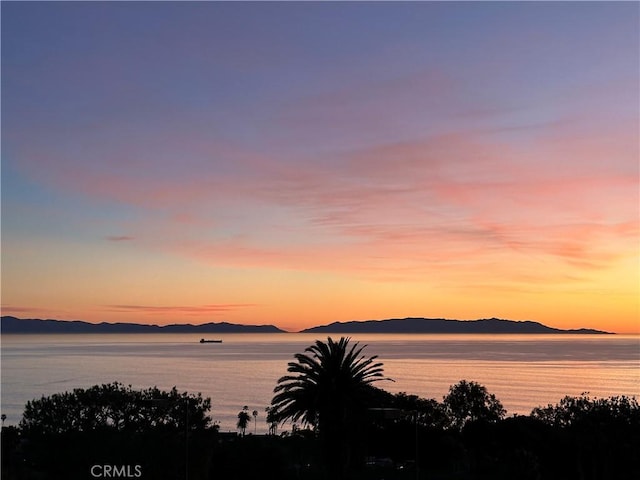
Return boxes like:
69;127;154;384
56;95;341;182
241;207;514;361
0;316;609;334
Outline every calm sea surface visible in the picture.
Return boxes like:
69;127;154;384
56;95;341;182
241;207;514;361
1;333;639;433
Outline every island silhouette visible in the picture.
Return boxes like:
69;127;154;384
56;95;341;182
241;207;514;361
302;317;610;334
0;316;284;334
0;316;610;334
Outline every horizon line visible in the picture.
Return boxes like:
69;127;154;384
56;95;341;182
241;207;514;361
1;315;624;335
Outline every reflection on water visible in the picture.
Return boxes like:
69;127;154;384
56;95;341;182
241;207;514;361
2;333;639;432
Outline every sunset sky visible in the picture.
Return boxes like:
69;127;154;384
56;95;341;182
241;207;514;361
2;2;638;333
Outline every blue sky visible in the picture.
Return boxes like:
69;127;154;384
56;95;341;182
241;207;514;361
2;1;638;332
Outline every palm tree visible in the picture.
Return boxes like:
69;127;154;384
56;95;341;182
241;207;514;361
265;407;278;435
252;409;258;434
237;406;251;436
270;337;388;478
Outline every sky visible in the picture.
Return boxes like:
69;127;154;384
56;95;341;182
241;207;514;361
1;2;638;333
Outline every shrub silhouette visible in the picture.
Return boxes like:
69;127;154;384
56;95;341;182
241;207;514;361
16;382;214;480
443;380;506;429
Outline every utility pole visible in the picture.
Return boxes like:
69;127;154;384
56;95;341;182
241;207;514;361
185;398;189;480
415;411;419;480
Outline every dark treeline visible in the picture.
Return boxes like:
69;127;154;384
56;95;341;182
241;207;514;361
2;338;639;480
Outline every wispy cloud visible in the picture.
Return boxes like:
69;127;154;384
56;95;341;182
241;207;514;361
102;304;258;317
1;305;56;315
106;235;134;242
2;1;637;331
15;119;632;285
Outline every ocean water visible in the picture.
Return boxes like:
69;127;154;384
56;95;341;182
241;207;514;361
1;333;638;433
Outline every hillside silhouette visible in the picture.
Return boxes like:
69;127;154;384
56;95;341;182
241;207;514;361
0;316;284;334
1;315;610;334
302;317;610;334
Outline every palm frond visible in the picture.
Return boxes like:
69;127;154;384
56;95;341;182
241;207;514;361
269;336;390;429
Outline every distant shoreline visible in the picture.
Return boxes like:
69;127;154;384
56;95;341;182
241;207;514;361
0;316;285;334
1;316;612;335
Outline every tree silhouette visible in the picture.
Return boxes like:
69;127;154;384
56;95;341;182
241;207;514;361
252;410;258;434
20;382;212;434
237;406;251;436
270;336;388;478
265;407;278;435
531;393;639;427
15;383;213;480
443;380;506;429
530;394;640;478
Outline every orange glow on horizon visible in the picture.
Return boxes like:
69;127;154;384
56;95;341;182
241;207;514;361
2;2;638;337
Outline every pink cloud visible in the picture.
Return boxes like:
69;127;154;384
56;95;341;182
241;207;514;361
1;305;54;315
0;305;78;319
280;69;454;121
8;86;637;286
85;126;636;283
106;235;134;242
102;304;258;317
